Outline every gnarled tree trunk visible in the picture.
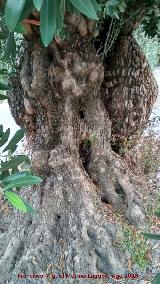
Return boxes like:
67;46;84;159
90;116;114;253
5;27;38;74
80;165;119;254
0;23;157;283
102;34;158;150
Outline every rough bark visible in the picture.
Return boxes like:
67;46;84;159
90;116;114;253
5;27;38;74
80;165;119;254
0;27;157;282
101;34;158;150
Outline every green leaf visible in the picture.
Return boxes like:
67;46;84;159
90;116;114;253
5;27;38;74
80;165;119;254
0;128;10;147
19;161;31;171
33;0;43;11
152;273;160;284
56;0;65;31
9;144;18;155
69;0;98;20
19;0;34;21
0;161;10;180
0;169;10;180
0;30;9;40
0;155;29;172
65;1;76;13
23;199;36;214
0;82;9;90
40;0;57;47
90;0;100;12
118;2;126;13
10;166;19;176
142;232;160;240
105;5;116;18
15;23;26;34
5;190;27;212
113;9;120;19
105;0;125;18
0;125;3;138
4;32;16;60
3;175;42;190
0;69;8;75
1;171;31;183
3;128;25;153
5;0;26;31
154;208;160;217
0;94;8;100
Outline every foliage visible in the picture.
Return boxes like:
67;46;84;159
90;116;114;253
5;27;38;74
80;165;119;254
84;133;97;145
137;131;160;175
4;0;100;47
0;80;42;212
134;27;159;68
0;15;23;104
99;0;126;19
142;9;160;41
151;273;160;284
116;226;150;271
142;207;160;283
0;0;159;49
0;63;42;213
117;197;160;282
0;124;42;213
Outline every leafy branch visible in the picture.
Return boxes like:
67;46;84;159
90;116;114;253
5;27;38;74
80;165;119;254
0;84;42;213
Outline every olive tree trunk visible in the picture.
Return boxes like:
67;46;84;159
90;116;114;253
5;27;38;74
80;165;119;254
102;34;158;149
0;30;157;283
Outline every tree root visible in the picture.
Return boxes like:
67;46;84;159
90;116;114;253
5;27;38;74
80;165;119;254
87;151;145;228
0;162;128;283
